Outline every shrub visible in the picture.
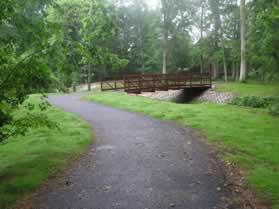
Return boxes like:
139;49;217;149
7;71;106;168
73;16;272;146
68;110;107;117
230;96;279;108
268;104;279;117
0;95;58;142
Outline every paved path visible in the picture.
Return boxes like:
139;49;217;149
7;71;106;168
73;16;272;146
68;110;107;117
26;93;228;209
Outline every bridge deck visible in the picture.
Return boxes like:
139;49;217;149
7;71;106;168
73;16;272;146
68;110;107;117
101;72;212;94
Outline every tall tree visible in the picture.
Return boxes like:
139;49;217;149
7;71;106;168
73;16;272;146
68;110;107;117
239;0;247;81
112;0;162;74
199;0;205;73
161;0;171;74
160;0;193;74
48;0;90;91
81;0;128;90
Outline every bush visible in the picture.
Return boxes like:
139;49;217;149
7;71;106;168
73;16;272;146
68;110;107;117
269;104;279;117
0;95;58;142
231;96;279;117
230;96;279;108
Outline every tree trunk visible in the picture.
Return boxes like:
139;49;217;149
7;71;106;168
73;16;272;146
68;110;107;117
88;64;92;91
162;47;168;74
212;62;218;79
72;83;76;92
162;1;168;75
200;56;204;74
239;0;247;81
236;63;240;81
232;62;236;80
139;16;145;72
220;26;228;82
222;51;228;82
222;45;228;81
141;43;145;71
162;24;168;74
200;1;204;73
141;36;145;71
72;72;77;92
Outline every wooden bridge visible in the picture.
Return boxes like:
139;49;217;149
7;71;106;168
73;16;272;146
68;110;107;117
101;72;212;94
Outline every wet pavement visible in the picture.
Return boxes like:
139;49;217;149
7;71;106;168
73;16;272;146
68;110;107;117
24;93;228;209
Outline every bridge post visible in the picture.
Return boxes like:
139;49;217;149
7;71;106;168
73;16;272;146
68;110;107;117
123;75;127;91
165;74;168;90
190;72;192;88
138;74;142;93
153;75;156;91
174;73;177;88
100;76;103;91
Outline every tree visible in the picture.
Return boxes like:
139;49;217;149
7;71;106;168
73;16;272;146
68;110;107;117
207;0;222;79
111;0;162;74
0;0;58;141
200;0;205;73
81;0;128;91
160;0;193;74
248;0;279;81
161;0;170;74
47;0;90;91
239;0;247;81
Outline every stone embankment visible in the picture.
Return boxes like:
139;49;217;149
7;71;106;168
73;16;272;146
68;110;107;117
139;86;234;104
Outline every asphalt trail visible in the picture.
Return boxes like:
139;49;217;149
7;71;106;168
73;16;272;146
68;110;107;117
25;93;228;209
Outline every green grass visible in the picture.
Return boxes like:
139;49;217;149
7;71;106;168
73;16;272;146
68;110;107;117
0;95;92;209
85;92;279;208
216;81;279;96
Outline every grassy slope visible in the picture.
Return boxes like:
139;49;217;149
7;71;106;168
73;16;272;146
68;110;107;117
85;92;279;209
0;95;92;209
216;81;279;96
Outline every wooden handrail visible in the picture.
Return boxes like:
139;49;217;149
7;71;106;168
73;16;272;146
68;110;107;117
101;72;212;93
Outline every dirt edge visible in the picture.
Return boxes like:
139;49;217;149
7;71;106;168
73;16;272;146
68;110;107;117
188;128;271;209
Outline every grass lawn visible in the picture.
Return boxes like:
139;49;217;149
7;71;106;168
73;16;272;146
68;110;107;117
0;95;92;209
216;81;279;96
85;92;279;209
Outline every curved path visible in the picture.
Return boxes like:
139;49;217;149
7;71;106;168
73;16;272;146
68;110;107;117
25;93;228;209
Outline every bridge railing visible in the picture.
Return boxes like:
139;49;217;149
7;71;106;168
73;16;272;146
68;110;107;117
100;76;125;91
101;72;212;93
